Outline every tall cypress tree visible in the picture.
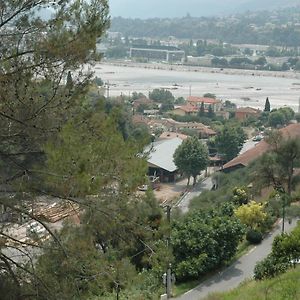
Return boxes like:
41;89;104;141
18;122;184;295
264;97;271;112
198;101;205;116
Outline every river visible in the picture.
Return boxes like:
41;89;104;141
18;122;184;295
94;62;300;111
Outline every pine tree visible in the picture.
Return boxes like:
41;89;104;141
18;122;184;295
207;104;215;118
264;97;271;112
198;101;205;116
0;1;109;297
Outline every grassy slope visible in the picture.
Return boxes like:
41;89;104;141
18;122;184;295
205;265;300;300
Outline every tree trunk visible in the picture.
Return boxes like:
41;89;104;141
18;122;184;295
187;176;190;187
193;175;197;186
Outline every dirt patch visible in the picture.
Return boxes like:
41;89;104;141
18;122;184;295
154;178;189;205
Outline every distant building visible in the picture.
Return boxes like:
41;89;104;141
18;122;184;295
158;132;188;141
145;138;183;182
129;45;185;62
222;123;300;173
172;105;198;116
235;107;260;121
187;96;222;112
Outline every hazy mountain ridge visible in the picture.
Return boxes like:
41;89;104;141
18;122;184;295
109;0;299;18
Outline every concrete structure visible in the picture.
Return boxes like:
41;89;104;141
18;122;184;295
129;45;185;62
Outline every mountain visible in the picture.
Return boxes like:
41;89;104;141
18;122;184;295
109;0;299;18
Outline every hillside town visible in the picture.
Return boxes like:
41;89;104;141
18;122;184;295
1;2;300;300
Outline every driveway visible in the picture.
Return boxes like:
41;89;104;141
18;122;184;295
175;177;213;213
174;218;299;300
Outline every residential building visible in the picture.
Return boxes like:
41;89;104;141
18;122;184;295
235;107;261;121
145;138;183;182
222;123;300;172
187;96;222;112
172;105;198;116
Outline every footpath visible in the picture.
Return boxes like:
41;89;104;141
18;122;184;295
174;218;299;300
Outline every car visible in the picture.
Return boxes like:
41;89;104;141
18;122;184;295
252;135;263;142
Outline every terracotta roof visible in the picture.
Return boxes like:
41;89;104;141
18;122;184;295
158;132;189;141
187;96;221;104
200;127;217;136
223;123;300;171
236;107;261;114
175;105;199;113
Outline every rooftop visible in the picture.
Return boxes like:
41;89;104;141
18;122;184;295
223;123;300;171
236;107;261;114
187;96;221;104
145;137;182;172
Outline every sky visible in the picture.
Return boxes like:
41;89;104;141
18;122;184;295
109;0;297;18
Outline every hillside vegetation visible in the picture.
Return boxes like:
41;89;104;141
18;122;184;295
205;265;300;300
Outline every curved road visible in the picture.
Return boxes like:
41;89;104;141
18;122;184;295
175;177;213;213
174;218;299;300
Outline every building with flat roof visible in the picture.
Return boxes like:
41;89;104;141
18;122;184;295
129;45;185;62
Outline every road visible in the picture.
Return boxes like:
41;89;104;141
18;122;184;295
175;177;213;213
174;218;299;300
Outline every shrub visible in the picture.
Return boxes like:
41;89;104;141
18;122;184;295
254;255;289;280
246;229;263;244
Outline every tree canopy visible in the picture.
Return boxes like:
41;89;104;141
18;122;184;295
172;207;245;281
173;137;209;185
215;124;246;161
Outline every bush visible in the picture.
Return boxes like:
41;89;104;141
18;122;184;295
246;229;263;244
254;255;289;280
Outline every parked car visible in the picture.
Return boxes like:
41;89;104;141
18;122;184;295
252;135;263;142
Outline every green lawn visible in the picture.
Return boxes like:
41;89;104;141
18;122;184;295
205;265;300;300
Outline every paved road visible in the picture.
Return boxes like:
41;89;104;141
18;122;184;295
175;177;213;213
175;218;299;300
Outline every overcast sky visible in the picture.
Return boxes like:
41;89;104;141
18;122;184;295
109;0;297;18
109;0;238;18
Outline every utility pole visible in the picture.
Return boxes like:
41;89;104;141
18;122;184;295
106;80;110;99
282;195;286;234
166;205;172;298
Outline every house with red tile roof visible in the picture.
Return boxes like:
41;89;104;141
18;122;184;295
173;105;199;116
187;96;222;112
222;123;300;172
235;107;261;121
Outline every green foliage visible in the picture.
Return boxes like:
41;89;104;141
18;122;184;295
175;97;186;105
208;265;300;300
254;222;300;280
44;112;147;197
215;124;246;161
190;168;252;211
268;107;295;127
203;93;216;99
254;255;290;281
173;137;209;185
131;91;147;100
255;137;300;196
172;209;245;281
246;229;263;244
232;187;249;205
149;89;175;104
234;201;267;229
264;97;271;112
